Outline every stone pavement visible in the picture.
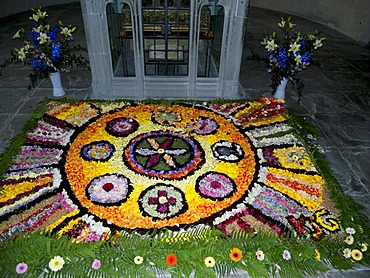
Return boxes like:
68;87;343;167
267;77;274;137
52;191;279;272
0;2;369;277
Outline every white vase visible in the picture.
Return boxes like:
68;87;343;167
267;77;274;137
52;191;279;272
49;72;66;97
274;78;288;100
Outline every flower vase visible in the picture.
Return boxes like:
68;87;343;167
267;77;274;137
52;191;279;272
274;78;288;100
49;72;66;97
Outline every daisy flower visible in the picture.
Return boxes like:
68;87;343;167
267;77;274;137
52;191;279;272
343;248;352;258
92;259;101;270
48;256;65;272
229;248;242;262
165;253;177;266
134;256;144;265
256;250;265;261
360;243;368;252
204;256;215;268
351;249;363;261
345;235;354;245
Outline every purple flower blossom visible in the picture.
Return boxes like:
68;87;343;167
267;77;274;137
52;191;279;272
16;262;28;274
92;259;101;270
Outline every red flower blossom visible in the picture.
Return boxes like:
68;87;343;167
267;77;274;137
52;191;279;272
165;253;177;266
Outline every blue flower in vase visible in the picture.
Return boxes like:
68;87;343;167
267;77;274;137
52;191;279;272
31;59;44;71
51;43;61;62
301;52;311;63
49;26;58;41
30;31;40;48
278;47;287;68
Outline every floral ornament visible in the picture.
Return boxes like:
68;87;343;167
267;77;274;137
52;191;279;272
351;249;363;261
204;256;215;267
256;250;265;261
314;249;321;260
0;7;89;89
196;172;236;201
91;259;101;270
138;184;188;220
48;256;65;272
125;131;204;179
229;248;242;262
86;174;133;206
283;250;291;261
165;253;177;266
106;117;139;137
134;256;144;265
254;17;325;101
81;141;115;162
211;141;245;162
15;262;28;274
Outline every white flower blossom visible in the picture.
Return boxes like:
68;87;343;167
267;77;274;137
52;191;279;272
345;227;356;235
289;42;300;53
265;39;277;51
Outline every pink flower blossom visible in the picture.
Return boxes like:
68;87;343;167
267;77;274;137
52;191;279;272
92;259;101;270
283;250;291;260
16;262;28;274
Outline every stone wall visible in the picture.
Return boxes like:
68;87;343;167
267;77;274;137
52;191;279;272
1;0;369;44
249;0;370;45
0;0;77;19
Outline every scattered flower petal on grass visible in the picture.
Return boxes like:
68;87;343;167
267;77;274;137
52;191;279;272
360;243;368;252
134;256;143;265
229;248;243;262
92;259;101;270
343;248;352;258
256;250;265;261
345;227;356;235
16;262;28;274
351;249;363;261
283;250;291;260
48;256;65;272
204;256;215;267
345;235;354;245
314;249;321;260
165;253;177;266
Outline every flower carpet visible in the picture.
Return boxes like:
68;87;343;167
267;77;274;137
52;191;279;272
0;99;369;277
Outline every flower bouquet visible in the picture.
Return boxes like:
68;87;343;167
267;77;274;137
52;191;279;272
250;17;325;101
0;7;89;90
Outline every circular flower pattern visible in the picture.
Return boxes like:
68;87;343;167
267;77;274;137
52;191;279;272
212;141;244;162
139;184;188;220
196;172;236;200
86;174;132;206
80;141;115;161
106;117;138;137
124;131;204;179
65;104;256;229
